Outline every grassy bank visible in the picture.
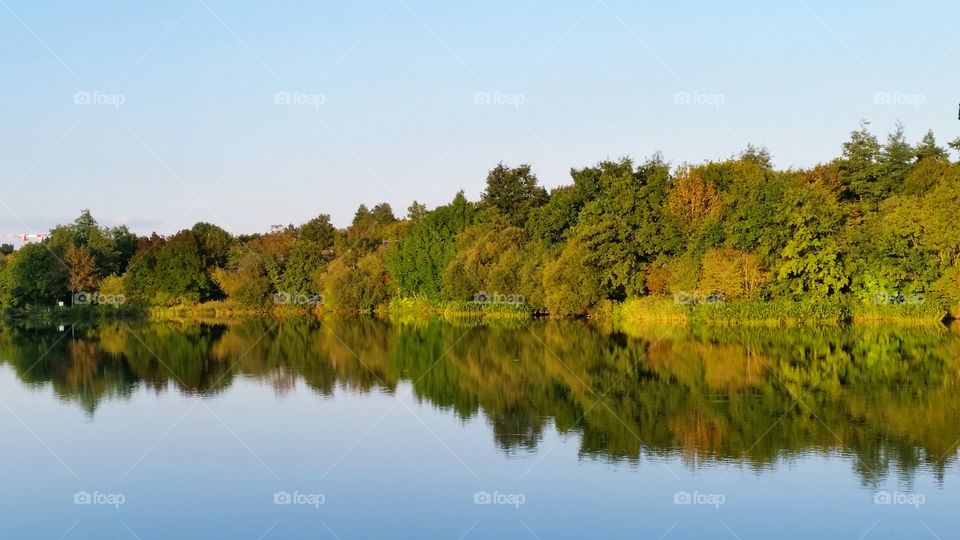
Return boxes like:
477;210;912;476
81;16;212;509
388;297;532;324
147;300;332;325
614;296;950;327
849;301;950;324
5;296;952;328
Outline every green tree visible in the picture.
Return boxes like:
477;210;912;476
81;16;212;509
124;231;212;306
527;165;603;246
297;214;336;249
480;163;548;227
336;203;396;258
2;243;68;307
915;130;948;162
569;158;681;299
739;144;773;169
281;240;326;295
775;186;848;297
542;241;603;316
386;192;475;300
109;226;139;276
320;251;392;312
878;122;914;195
191;222;234;269
406;201;428;223
47;210;138;279
698;247;770;300
902;157;948;196
442;219;543;305
838;121;882;204
212;247;273;307
948;137;960;161
722;163;790;259
98;274;126;301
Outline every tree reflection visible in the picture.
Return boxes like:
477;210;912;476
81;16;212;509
1;319;957;483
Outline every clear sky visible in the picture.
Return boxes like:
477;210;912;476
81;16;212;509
1;0;958;238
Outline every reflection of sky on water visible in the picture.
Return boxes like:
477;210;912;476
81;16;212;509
0;367;955;540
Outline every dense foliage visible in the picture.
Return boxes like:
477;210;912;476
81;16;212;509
2;123;959;318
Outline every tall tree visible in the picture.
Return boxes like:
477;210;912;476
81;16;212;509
739;144;773;169
124;230;213;305
480;163;548;227
948;137;960;161
914;130;948;162
337;203;396;258
386;192;475;300
3;243;68;306
665;167;722;228
298;214;336;249
878;122;914;195
65;244;98;294
838;121;882;204
406;201;428;223
570;158;681;299
191;222;234;269
775;185;848;297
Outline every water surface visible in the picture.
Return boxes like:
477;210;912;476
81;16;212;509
1;319;957;539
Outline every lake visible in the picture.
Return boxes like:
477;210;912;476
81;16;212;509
1;319;957;539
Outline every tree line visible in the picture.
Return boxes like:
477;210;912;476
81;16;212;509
1;121;959;317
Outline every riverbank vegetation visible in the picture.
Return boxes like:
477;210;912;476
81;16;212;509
1;122;959;324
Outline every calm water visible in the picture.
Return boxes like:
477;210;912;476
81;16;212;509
0;319;957;539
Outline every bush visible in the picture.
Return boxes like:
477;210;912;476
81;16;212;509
615;297;690;324
320;252;392;313
542;241;602;317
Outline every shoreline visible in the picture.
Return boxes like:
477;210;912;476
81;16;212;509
3;297;955;328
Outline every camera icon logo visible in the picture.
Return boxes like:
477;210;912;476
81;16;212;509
274;491;292;505
273;292;291;305
873;491;892;505
473;491;492;505
873;91;893;105
73;91;92;105
473;291;490;304
73;291;92;306
473;91;492;105
673;491;692;505
74;491;92;505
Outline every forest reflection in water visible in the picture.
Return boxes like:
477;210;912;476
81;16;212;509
2;318;958;485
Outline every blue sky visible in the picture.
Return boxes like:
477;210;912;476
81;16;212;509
1;0;958;238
